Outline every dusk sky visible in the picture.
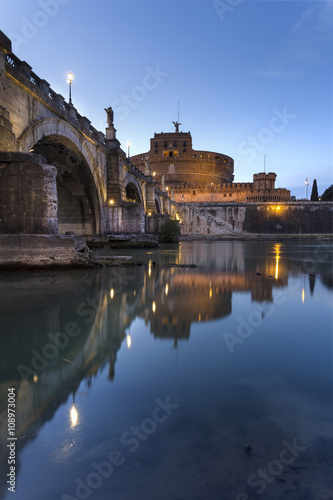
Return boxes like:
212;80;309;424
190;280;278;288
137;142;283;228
2;0;332;198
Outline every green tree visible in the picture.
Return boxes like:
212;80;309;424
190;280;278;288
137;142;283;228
321;185;333;201
310;179;319;201
158;216;181;243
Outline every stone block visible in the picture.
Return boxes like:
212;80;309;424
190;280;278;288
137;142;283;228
0;153;58;234
0;234;94;268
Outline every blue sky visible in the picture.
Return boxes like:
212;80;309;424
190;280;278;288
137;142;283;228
2;0;332;198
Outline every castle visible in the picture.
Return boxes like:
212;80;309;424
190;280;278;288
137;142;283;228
130;122;290;203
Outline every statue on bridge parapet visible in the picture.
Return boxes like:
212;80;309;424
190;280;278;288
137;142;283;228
105;106;114;127
144;155;151;176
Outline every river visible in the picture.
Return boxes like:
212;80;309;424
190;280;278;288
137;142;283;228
0;240;332;500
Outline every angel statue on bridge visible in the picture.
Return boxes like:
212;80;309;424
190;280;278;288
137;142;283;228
105;106;114;127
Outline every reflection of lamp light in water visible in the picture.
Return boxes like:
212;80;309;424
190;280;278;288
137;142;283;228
70;405;78;427
302;288;305;303
209;288;213;299
165;284;169;296
127;334;132;348
274;243;281;280
152;301;156;313
148;260;152;277
110;289;114;299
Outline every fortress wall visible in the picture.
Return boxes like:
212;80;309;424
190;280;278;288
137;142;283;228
174;202;333;235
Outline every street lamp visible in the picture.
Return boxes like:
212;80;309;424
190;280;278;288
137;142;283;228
211;182;213;202
127;141;130;158
68;72;73;105
305;178;309;200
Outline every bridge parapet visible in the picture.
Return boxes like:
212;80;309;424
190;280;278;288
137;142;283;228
5;52;106;148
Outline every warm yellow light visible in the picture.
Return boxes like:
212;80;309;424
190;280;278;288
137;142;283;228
148;261;152;277
152;301;156;313
70;405;78;427
109;199;114;205
67;72;73;83
33;374;38;383
148;212;152;216
302;288;305;303
209;288;213;299
198;313;201;322
165;284;169;296
276;206;281;210
153;171;156;177
127;334;132;348
274;243;281;280
166;186;169;191
110;289;114;299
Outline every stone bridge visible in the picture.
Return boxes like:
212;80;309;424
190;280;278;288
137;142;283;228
0;31;169;237
1;30;332;250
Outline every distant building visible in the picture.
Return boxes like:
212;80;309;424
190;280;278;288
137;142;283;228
130;123;290;203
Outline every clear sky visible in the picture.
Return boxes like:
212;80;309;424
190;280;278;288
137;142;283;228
2;0;332;198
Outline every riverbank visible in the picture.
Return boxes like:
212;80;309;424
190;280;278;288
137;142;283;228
180;233;333;241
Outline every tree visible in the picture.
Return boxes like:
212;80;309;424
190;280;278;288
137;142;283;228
310;179;319;201
158;216;181;243
321;185;333;201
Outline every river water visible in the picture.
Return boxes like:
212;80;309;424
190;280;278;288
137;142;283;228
0;240;332;500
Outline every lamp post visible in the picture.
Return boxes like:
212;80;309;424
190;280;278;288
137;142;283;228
211;182;213;202
127;141;130;158
305;178;309;200
68;72;73;105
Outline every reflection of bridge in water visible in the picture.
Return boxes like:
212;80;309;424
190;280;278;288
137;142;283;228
0;240;329;496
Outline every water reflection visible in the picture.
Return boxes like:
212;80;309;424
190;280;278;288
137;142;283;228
0;240;331;499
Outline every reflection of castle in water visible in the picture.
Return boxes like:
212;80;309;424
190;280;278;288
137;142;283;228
0;241;328;496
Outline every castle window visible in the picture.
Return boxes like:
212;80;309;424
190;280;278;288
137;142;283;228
164;141;167;147
155;149;158;154
229;194;232;197
155;142;158;148
183;148;187;152
193;154;196;158
169;151;173;157
183;141;187;147
193;190;196;195
173;141;177;147
164;151;168;158
174;151;178;157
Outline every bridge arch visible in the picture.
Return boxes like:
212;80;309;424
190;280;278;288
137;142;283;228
18;119;104;235
154;196;162;214
124;174;144;206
